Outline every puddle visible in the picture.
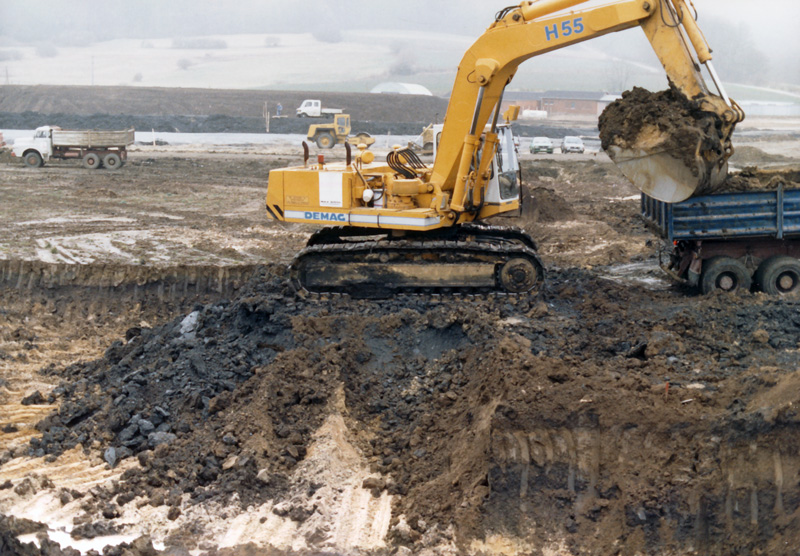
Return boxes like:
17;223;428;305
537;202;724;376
600;259;672;290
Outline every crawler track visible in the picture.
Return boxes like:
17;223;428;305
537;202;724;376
291;224;544;298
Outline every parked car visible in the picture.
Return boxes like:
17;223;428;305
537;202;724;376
530;136;553;154
560;136;585;154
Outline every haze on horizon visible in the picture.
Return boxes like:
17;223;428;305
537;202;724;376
0;0;798;94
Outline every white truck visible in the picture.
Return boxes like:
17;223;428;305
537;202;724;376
295;99;343;118
11;126;135;170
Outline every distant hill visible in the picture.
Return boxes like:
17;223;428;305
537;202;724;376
0;85;449;134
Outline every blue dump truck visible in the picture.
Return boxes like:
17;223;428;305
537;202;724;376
642;180;800;295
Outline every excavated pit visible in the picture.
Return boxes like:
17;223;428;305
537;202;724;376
3;260;800;555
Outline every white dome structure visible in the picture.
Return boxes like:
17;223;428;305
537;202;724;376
370;82;433;96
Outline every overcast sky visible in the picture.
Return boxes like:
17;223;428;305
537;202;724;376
1;0;797;87
664;0;799;53
1;0;797;43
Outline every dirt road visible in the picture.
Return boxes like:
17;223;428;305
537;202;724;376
2;137;800;555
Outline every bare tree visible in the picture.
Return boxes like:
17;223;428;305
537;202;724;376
703;19;770;84
606;61;631;93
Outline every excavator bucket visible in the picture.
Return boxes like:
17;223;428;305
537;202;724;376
606;123;727;203
599;87;737;203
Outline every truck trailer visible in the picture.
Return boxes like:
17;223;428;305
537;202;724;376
12;126;135;170
643;182;800;295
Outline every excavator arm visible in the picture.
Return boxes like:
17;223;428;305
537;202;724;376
433;0;743;209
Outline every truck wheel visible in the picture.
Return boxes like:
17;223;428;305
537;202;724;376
700;256;751;294
103;153;122;170
23;151;43;168
83;152;101;169
354;132;372;144
754;256;800;295
316;132;335;149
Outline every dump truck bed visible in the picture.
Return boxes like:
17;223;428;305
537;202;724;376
642;186;800;242
51;129;135;148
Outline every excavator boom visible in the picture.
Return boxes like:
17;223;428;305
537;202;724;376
434;0;742;205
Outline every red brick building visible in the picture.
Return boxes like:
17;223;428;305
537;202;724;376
502;91;620;118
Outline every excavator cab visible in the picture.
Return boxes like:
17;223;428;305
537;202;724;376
432;123;521;208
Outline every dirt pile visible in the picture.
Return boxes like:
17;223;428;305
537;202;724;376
5;259;800;554
599;87;717;163
730;145;794;167
516;160;578;225
715;167;800;193
4;140;800;554
519;186;577;224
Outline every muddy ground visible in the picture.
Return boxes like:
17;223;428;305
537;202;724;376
1;133;800;555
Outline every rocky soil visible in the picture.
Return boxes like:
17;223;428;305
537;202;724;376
5;241;800;555
2;99;800;554
716;167;800;193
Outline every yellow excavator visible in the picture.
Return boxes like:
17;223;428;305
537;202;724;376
266;0;744;297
